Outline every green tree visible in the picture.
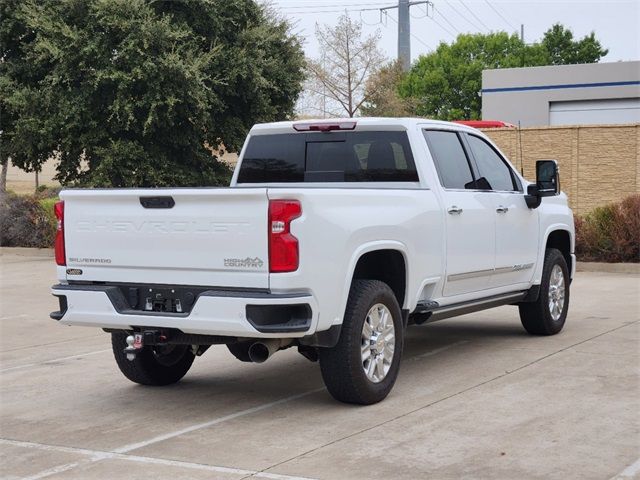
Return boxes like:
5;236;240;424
400;32;531;120
400;24;608;120
542;24;608;65
1;0;305;188
0;0;38;193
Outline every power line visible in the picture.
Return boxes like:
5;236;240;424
274;0;390;4
459;0;491;32
410;3;429;19
429;15;456;39
483;0;517;31
385;11;434;53
359;9;387;26
277;7;380;15
441;0;483;32
433;5;461;35
277;2;394;10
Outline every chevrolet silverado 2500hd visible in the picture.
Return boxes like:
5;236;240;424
51;118;574;405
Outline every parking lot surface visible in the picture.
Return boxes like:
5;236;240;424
1;249;639;480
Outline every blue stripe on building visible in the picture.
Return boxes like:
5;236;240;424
482;80;640;94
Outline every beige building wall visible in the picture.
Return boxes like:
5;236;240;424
482;124;640;215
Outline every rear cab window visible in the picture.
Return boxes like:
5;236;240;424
237;131;418;183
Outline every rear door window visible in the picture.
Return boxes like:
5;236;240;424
423;130;475;190
237;131;418;183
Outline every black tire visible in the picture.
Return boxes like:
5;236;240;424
318;280;403;405
519;248;570;335
111;332;195;386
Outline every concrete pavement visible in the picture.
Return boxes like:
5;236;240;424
1;249;638;479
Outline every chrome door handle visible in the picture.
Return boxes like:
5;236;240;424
447;206;463;215
496;205;509;213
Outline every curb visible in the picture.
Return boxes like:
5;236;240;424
576;262;640;274
0;247;54;257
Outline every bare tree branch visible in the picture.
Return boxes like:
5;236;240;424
304;14;385;118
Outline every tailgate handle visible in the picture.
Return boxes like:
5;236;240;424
140;196;175;209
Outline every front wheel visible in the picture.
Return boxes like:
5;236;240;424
111;332;195;386
318;280;403;405
519;248;570;335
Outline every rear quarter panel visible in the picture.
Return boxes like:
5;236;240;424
267;187;443;333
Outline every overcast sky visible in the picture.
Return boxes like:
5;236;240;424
268;0;640;65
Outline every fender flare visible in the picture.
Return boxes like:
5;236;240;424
533;225;574;283
336;240;410;322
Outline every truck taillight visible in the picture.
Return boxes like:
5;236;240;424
269;200;301;273
54;201;66;266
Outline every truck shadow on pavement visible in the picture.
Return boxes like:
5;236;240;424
104;317;538;413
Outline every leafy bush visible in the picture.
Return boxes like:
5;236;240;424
575;194;640;263
0;193;56;248
34;185;62;199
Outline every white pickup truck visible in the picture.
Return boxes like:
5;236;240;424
51;118;574;404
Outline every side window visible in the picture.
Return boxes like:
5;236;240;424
466;135;517;191
423;130;475;190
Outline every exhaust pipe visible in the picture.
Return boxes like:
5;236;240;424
248;339;292;363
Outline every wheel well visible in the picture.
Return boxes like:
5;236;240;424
352;250;406;307
546;230;571;273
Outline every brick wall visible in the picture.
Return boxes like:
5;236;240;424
481;124;640;215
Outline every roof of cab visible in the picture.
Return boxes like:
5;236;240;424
249;117;478;135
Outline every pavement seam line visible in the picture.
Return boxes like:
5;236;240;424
112;340;471;456
248;320;640;479
0;333;103;353
610;457;640;479
113;387;327;453
411;340;468;360
0;314;29;321
0;349;112;373
0;438;317;480
23;459;96;480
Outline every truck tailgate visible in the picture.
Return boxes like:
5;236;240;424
61;188;269;288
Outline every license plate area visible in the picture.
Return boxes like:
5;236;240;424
141;287;190;313
117;285;211;315
144;288;183;313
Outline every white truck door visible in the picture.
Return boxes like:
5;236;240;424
423;130;496;297
463;133;539;288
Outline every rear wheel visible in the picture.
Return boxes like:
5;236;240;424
519;248;570;335
318;280;403;405
111;332;195;386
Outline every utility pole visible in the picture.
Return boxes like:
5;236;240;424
520;24;525;67
381;0;431;72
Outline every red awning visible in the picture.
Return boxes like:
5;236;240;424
453;120;516;128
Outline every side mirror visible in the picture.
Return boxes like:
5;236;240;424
524;160;560;209
536;160;560;197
